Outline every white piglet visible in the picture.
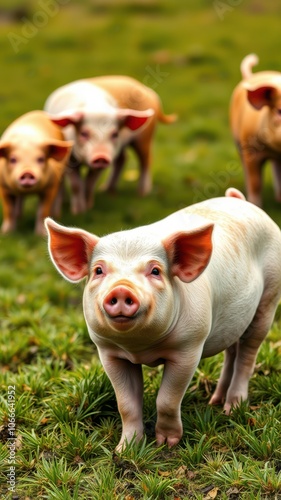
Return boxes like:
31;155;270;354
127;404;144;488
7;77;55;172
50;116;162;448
44;76;176;214
45;189;281;451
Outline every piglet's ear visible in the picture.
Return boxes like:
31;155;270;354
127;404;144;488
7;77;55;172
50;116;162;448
45;218;99;283
0;141;11;158
163;224;214;283
118;108;154;131
243;84;276;110
48;110;84;128
43;140;73;161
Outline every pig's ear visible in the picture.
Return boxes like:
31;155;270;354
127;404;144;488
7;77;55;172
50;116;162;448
46;140;73;161
48;110;84;128
0;141;11;158
163;224;214;283
118;108;154;130
243;83;277;110
45;218;99;283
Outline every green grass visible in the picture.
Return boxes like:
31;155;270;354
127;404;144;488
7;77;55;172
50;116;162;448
1;0;281;498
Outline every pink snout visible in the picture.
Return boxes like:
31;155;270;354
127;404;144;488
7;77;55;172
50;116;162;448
103;286;140;318
19;172;37;187
90;155;111;169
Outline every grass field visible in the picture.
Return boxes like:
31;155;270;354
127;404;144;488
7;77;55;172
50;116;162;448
1;1;281;498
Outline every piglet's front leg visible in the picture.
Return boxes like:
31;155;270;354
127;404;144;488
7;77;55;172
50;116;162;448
0;189;20;233
100;354;144;452
36;185;61;236
156;354;202;447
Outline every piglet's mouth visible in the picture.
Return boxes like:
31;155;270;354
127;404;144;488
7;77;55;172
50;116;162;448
106;314;138;324
105;313;140;331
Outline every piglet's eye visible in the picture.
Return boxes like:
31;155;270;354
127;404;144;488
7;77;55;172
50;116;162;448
151;267;160;276
80;130;90;139
111;131;119;140
95;267;103;275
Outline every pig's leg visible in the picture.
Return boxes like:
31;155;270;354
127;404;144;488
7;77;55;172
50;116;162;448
36;185;61;235
102;149;126;193
155;354;202;447
0;189;19;232
271;160;281;202
242;153;264;207
100;355;144;452
209;343;237;406
52;178;65;219
65;154;86;214
85;169;103;210
67;167;86;214
223;289;280;415
132;137;152;196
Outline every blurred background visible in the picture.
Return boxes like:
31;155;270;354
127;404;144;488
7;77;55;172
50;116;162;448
1;0;281;230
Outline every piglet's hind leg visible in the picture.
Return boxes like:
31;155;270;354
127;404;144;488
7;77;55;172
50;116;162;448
223;290;280;414
209;343;237;407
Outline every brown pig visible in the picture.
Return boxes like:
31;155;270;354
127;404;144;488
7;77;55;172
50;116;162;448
44;76;177;214
45;188;281;451
230;53;281;206
0;111;72;235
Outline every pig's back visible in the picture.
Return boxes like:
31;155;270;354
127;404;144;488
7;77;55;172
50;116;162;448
146;196;279;242
184;195;277;228
184;196;281;258
186;197;281;357
90;75;159;112
2;110;64;142
44;80;117;114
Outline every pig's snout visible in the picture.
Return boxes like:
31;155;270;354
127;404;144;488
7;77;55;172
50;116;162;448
103;286;140;318
19;172;37;187
90;155;111;169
